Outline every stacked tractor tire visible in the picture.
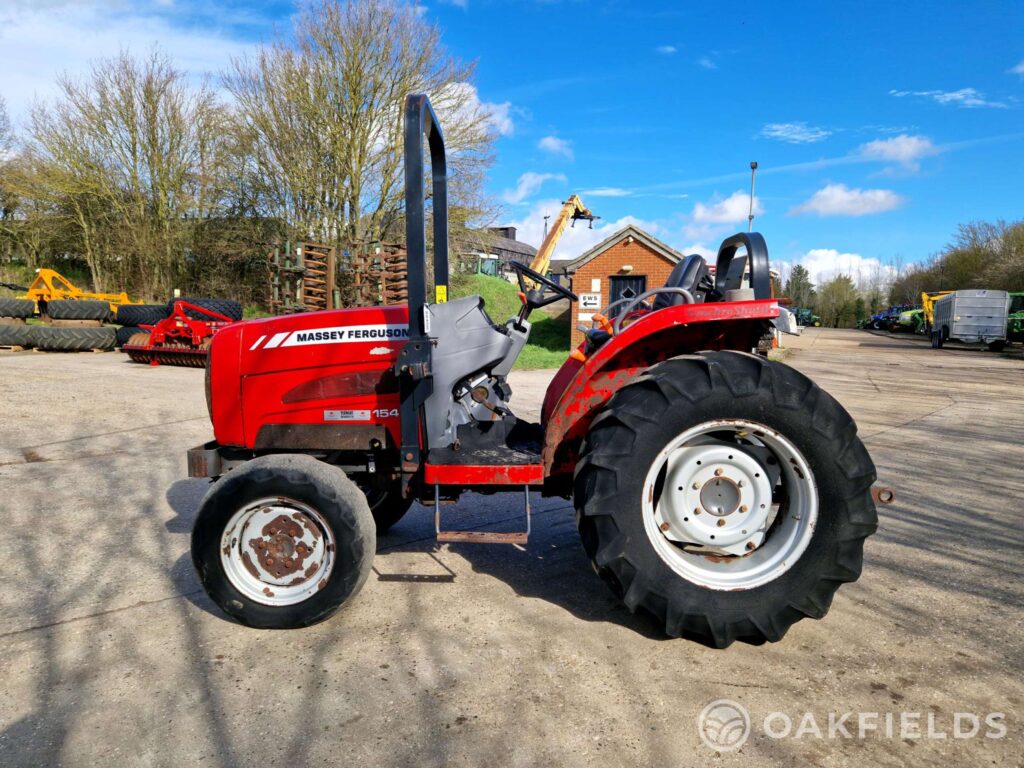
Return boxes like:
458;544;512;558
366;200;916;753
0;298;117;351
0;296;243;357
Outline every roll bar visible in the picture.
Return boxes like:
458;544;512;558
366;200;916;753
404;93;449;335
396;93;449;484
714;232;771;300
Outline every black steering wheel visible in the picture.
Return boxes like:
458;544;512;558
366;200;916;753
509;261;578;308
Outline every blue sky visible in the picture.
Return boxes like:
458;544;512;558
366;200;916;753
2;0;1022;283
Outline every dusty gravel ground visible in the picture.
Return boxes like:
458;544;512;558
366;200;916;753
0;328;1021;766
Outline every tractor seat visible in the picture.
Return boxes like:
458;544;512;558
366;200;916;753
653;254;713;309
579;254;714;356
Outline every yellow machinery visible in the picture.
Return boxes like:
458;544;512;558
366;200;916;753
920;290;953;330
527;195;598;280
22;268;142;313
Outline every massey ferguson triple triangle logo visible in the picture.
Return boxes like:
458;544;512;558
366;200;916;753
248;324;409;351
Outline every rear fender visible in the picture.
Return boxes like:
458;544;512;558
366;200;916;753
541;299;778;488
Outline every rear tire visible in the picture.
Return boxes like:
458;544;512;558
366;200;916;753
0;324;35;348
115;303;170;326
29;325;116;351
46;299;110;321
115;325;144;347
361;478;414;533
169;297;243;322
0;298;34;319
574;351;877;648
191;454;376;629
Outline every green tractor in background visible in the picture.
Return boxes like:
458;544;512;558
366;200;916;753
894;307;926;335
1008;292;1024;344
792;307;821;327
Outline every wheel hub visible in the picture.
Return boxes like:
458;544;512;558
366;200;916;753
221;499;335;606
642;419;819;591
655;443;775;556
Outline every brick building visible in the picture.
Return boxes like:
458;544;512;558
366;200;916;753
554;225;683;348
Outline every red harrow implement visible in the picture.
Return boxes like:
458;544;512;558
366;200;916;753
123;300;234;367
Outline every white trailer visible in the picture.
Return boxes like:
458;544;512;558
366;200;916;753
931;289;1011;351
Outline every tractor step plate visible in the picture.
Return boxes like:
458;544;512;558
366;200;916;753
434;483;531;545
436;530;528;545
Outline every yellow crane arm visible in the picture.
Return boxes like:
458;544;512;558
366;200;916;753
528;194;597;279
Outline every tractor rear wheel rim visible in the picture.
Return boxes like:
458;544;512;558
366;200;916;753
642;419;818;591
220;496;335;606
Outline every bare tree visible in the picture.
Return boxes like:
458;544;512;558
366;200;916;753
227;0;497;252
20;50;228;295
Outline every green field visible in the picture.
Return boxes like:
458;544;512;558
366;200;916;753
450;273;571;370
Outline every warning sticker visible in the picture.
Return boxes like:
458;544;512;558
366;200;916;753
324;409;370;422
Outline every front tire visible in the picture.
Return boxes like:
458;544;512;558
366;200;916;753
574;352;877;647
191;454;376;629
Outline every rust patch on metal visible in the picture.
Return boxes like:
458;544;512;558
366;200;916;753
295;513;322;539
262;587;275;597
318;577;329;591
871;486;895;505
246;514;314;580
241;552;260;580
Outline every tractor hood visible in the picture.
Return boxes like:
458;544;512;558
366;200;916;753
207;305;411;449
232;305;410;376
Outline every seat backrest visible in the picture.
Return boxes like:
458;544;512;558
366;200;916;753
653;254;712;310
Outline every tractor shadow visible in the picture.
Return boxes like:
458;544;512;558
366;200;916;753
376;498;669;640
165;479;666;637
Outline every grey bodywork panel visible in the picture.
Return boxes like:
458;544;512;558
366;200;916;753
934;290;1010;343
421;295;520;449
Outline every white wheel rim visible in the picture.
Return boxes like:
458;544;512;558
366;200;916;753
641;419;818;591
220;496;336;606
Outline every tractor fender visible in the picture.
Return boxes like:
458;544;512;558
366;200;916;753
541;299;778;486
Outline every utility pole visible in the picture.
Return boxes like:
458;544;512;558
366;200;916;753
748;161;758;232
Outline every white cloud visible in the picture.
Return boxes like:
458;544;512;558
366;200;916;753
581;186;632;197
857;134;937;171
782;248;896;286
441;82;514;137
656;45;677;55
683;191;762;242
691;191;762;224
697;56;717;70
791;183;904;217
760;122;831;144
889;87;1006;108
537;135;573;160
508;199;661;262
0;3;257;120
501;172;566;205
1010;60;1024;77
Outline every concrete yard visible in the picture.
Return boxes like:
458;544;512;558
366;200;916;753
0;329;1022;766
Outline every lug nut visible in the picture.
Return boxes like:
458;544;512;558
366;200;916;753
716;519;726;527
692;481;701;490
737;480;744;488
746;542;756;551
714;468;724;477
739;505;748;513
659;522;670;532
693;507;701;515
266;558;274;566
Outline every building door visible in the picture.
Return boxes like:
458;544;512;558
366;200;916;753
609;275;647;314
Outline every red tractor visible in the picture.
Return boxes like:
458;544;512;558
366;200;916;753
187;95;884;647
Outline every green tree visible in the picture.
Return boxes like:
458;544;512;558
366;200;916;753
816;274;859;327
783;264;816;308
227;0;498;253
